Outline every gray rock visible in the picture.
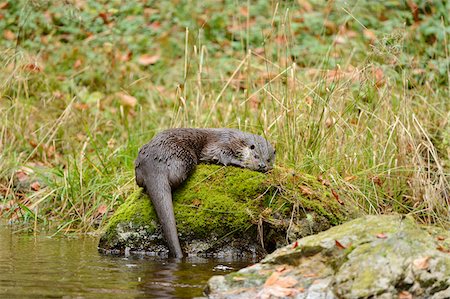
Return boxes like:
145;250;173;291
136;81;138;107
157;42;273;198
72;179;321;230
205;215;450;298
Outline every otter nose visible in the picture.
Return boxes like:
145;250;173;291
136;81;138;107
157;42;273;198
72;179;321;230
258;162;267;172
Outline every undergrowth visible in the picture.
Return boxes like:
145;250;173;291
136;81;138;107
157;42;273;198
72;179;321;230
0;0;449;233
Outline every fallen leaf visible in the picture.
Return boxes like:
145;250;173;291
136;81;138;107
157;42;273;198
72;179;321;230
30;181;41;191
297;0;313;12
97;204;108;215
23;63;42;72
118;92;137;108
363;29;377;43
325;117;334;128
264;272;280;286
15;171;29;182
258;286;297;299
239;6;249;17
373;67;385;87
407;0;420;23
292;241;298;249
437;236;445;241
335;240;346;249
344;175;356;182
0;2;8;9
299;185;313;196
73;59;82;69
192;199;201;207
399;290;413;299
413;256;430;270
74;103;89;111
3;29;15;40
331;189;344;205
303;273;318;278
138;54;160;66
437;245;450;253
376;233;387;239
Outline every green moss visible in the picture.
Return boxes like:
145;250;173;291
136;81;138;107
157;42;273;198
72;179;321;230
173;165;267;238
99;164;353;251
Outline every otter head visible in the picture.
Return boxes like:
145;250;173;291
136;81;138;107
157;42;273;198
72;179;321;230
241;134;275;173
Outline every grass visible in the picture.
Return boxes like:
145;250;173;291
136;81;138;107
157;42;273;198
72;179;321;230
0;0;449;233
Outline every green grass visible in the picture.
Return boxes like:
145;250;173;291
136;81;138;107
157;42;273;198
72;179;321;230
0;0;449;233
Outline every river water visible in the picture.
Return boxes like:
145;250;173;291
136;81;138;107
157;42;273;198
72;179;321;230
0;224;252;298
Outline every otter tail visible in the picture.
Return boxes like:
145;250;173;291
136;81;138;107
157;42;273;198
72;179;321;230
144;175;184;258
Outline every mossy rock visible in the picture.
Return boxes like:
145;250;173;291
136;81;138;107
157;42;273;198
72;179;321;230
98;164;352;257
206;215;450;298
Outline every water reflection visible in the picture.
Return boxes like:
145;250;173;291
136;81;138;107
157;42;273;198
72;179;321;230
0;224;253;298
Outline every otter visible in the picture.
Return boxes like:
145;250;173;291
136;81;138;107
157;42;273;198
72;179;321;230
134;128;275;258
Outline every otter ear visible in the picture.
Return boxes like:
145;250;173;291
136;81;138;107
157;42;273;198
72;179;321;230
250;144;255;150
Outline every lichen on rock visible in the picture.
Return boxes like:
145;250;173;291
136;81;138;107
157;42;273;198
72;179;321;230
205;215;450;298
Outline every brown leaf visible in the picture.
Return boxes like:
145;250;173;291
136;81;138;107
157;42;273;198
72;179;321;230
373;67;385;87
299;185;313;196
407;0;420;23
297;0;312;12
23;63;42;73
276;276;297;288
239;6;249;17
0;2;8;9
371;176;383;187
437;236;445;241
264;272;280;286
74;103;89;111
15;171;29;182
138;54;160;66
118;92;137;108
335;240;346;249
192;199;201;207
303;273;318;278
331;189;344;205
413;256;430;270
3;29;15;40
437;245;450;253
73;59;82;69
376;233;387;239
97;204;108;215
30;181;41;191
344;175;356;182
399;291;412;299
363;29;377;43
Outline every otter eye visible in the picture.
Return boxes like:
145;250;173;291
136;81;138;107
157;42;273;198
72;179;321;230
250;144;255;150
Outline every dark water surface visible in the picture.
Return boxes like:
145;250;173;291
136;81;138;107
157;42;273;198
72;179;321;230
0;224;253;298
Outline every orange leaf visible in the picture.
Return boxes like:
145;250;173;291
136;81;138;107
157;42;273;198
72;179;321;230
344;175;356;182
3;29;15;40
15;171;29;182
331;189;344;205
97;204;108;215
376;233;387;239
30;181;41;191
276;276;297;288
437;236;445;241
335;240;346;249
73;59;82;69
0;2;8;9
413;256;430;270
299;185;313;196
399;290;413;299
118;92;137;108
264;272;280;286
138;54;160;66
